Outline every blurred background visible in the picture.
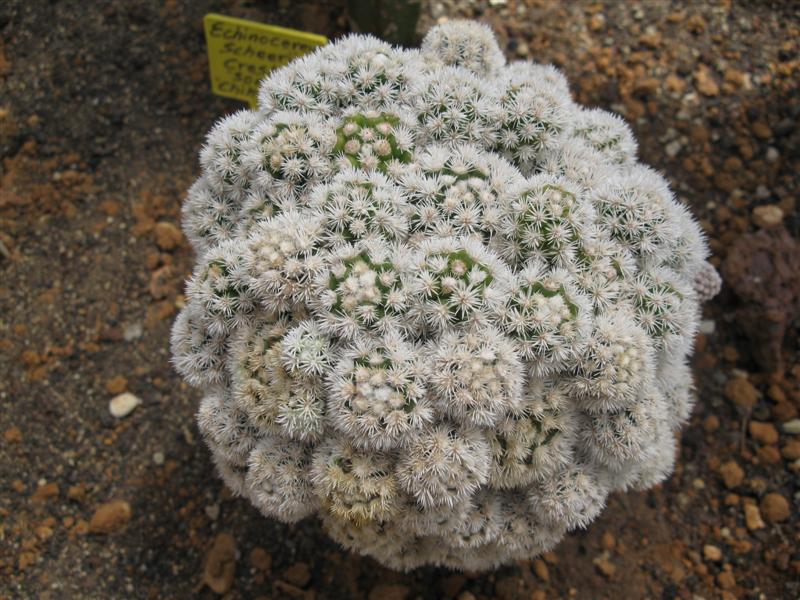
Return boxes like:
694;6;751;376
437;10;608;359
0;1;798;598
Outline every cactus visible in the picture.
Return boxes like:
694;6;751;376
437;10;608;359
172;20;719;571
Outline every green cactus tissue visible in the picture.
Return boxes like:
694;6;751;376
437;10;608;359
172;20;721;570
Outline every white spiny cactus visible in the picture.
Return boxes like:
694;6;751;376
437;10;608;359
421;20;506;76
397;423;491;509
572;108;638;166
427;325;522;428
172;20;719;571
328;331;433;449
247;436;319;522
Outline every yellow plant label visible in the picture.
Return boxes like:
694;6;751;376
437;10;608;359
203;13;328;107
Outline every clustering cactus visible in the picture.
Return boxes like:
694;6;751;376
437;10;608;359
173;20;721;571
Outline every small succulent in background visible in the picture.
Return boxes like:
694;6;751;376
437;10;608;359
172;20;720;571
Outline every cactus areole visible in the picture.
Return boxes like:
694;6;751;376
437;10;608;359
172;20;721;570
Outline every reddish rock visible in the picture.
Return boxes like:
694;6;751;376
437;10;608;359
703;415;720;432
153;221;183;251
250;547;272;572
686;13;706;33
781;441;800;460
32;482;59;502
593;552;616;578
695;65;719;96
719;461;744;489
533;558;550;582
717;570;736;590
703;545;722;562
744;502;765;531
67;484;88;502
149;265;176;300
89;500;132;534
104;375;128;395
757;445;781;465
284;562;311;588
203;532;236;594
601;531;616;550
760;493;790;523
751;121;772;140
724;377;759;408
749;422;779;445
3;426;22;443
772;402;798;422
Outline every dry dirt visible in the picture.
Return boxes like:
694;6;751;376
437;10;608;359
1;1;798;599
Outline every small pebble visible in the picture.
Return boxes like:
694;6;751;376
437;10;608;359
665;139;683;158
749;421;779;445
601;531;616;550
109;392;141;418
250;547;272;571
32;482;59;502
752;121;772;139
284;562;311;588
744;502;765;530
765;147;779;163
703;415;720;433
152;451;165;465
105;375;128;395
717;571;736;590
123;322;143;341
725;376;758;408
89;500;132;534
781;440;800;460
205;504;220;521
699;319;715;334
593;552;616;578
782;419;800;434
203;532;236;594
760;492;790;523
533;558;549;582
703;544;722;561
752;204;784;228
719;461;744;489
4;426;23;443
153;221;183;251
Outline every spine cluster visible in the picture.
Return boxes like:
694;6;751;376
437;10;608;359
172;20;719;571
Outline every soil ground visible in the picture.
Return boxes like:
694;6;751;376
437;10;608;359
1;1;798;599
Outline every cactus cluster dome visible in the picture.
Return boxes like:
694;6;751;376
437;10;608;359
172;20;721;570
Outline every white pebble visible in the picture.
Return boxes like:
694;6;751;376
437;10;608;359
123;322;143;341
109;392;141;418
765;147;779;163
782;419;800;435
699;319;716;334
665;140;683;158
152;452;165;465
